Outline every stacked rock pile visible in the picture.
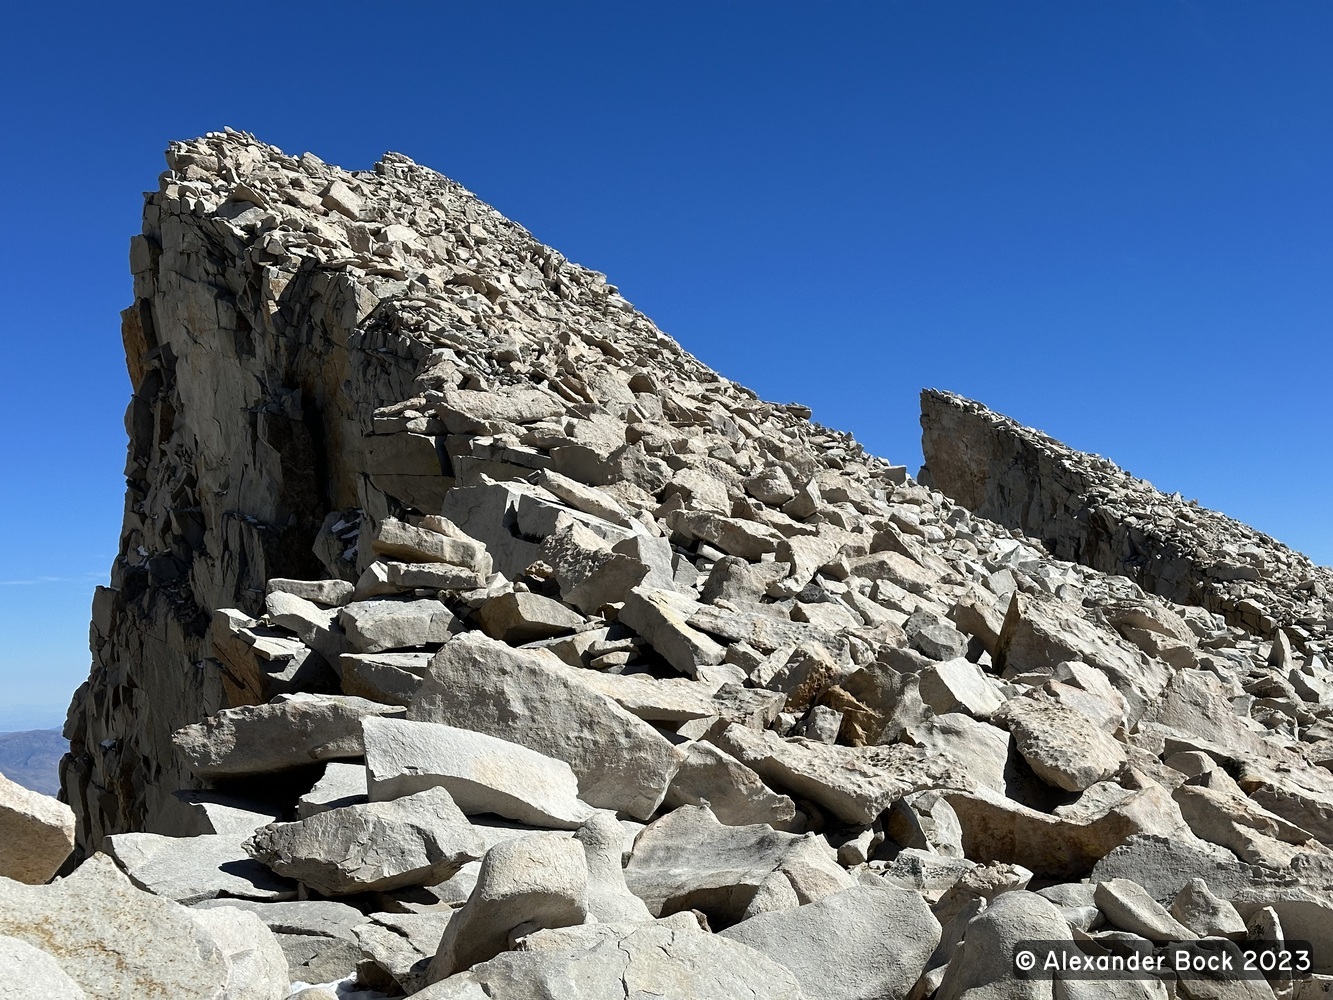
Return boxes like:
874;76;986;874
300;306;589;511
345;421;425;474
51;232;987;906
1;131;1332;998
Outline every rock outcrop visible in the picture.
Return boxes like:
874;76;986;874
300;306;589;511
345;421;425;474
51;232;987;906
920;388;1333;643
4;131;1328;997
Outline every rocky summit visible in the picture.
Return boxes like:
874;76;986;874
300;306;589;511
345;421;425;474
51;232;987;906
1;129;1331;998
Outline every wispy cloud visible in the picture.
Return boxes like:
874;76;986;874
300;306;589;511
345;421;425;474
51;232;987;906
0;573;105;586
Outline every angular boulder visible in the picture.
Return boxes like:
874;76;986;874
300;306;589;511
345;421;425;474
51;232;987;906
363;716;595;829
172;693;404;778
245;786;484;895
0;773;74;884
720;882;940;1000
408;632;682;819
428;832;589;981
417;913;804;1000
0;854;263;998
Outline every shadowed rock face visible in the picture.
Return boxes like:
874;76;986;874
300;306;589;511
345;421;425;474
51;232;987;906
920;388;1333;640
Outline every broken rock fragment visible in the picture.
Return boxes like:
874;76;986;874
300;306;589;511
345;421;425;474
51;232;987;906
993;694;1127;792
474;590;584;644
362;716;594;829
720;882;940;1000
245;786;484;896
711;722;954;825
104;830;295;905
618;586;727;677
419;913;804;1000
427;832;588;981
623;804;837;925
339;597;456;653
945;781;1201;881
664;739;799;829
172;693;404;778
408;631;682;819
0;773;75;884
0;854;264;998
371;516;493;574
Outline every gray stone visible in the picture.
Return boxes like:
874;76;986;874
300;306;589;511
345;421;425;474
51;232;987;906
0;854;234;998
687;603;835;656
618;587;727;678
904;712;1013;794
918;657;1006;719
408;632;682;820
535;469;635;526
263;590;349;662
994;591;1170;717
666;508;784;561
192;896;366;941
664;740;799;828
1142;670;1271;762
1229;887;1333;975
172;790;284;836
437;480;547;579
474;591;584;644
906;611;969;661
0;773;74;884
1171;878;1248;939
1091;834;1261;903
363;716;594;829
1095;877;1196;942
742;869;803;918
428;832;588;981
416;912;804;999
876;849;977;903
745;467;796;506
337;650;431;706
384;560;486;591
721;882;939;1000
372;516;493;574
541;522;652;614
545;661;725;724
710;722;952;825
266;578;354;607
945;783;1200;882
296;761;368;818
886;790;966;858
172;694;404;777
354;910;453;994
104;831;296;905
188;903;291;1000
211;610;336;706
245;786;484;895
339;598;456;653
1172;779;1321;868
321;178;363;218
0;935;88;998
623;805;836;925
935;890;1072;1000
435;387;565;434
994;696;1127;792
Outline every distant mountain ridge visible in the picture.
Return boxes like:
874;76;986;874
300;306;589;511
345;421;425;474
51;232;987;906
0;729;67;796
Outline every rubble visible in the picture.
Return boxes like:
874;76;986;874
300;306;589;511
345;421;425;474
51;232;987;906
15;131;1330;998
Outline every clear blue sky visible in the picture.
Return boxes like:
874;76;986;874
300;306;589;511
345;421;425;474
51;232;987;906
1;2;1330;729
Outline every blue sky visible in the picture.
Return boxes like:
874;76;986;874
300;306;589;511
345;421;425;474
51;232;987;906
1;2;1330;729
